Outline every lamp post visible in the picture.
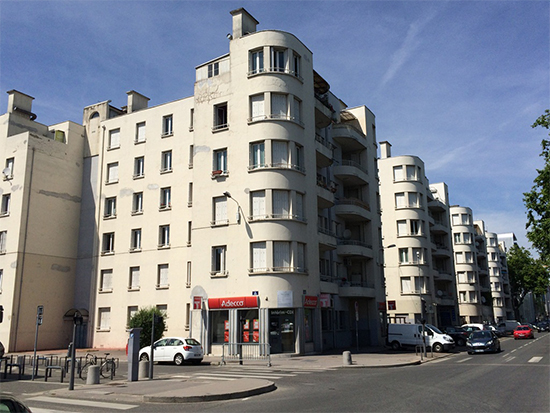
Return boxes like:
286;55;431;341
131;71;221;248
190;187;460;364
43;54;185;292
68;310;83;390
223;191;242;224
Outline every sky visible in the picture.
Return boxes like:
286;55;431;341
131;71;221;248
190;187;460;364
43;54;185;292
0;0;548;251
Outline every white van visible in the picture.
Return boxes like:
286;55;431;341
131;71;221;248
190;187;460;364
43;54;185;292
387;323;455;352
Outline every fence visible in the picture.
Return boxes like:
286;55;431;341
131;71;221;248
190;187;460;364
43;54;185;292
221;343;271;367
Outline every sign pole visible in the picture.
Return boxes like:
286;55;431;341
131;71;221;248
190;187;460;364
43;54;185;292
355;301;359;353
31;305;43;381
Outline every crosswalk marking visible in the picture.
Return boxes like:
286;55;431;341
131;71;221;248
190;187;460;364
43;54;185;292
27;396;137;410
528;356;543;363
197;372;287;379
457;357;472;363
504;356;515;362
195;376;237;380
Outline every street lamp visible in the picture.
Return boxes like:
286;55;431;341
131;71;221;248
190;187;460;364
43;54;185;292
68;310;83;390
223;191;242;224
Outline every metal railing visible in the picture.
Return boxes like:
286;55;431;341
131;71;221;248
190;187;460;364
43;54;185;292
221;343;271;366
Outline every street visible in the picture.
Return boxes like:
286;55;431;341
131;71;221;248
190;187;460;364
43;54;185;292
3;332;549;412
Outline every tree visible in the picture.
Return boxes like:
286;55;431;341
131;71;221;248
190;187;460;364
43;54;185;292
524;109;550;265
128;306;167;349
506;244;549;320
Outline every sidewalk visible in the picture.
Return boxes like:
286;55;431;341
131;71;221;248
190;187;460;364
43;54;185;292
16;347;450;404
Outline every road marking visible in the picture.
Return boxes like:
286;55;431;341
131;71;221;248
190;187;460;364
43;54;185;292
222;370;297;377
504;356;515;362
457;357;472;363
195;375;237;380
197;372;287;379
528;357;543;363
27;396;137;410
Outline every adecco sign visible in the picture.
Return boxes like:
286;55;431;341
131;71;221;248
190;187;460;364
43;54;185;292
208;296;259;309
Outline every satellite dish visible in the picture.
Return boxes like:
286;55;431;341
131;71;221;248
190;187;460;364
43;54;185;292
2;168;11;177
481;296;486;303
343;229;351;240
437;290;443;297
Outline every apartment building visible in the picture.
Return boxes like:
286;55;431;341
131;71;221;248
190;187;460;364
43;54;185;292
486;232;511;322
0;90;86;351
0;8;385;354
496;232;516;319
378;142;457;327
473;220;494;322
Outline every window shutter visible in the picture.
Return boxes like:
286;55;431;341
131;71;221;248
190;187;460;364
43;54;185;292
272;141;288;165
252;191;265;218
271;94;287;117
395;193;405;208
397;220;407;235
136;124;145;142
273;190;289;217
251;95;265;120
393;166;403;181
274;241;290;269
296;193;304;220
252;242;266;269
215;197;227;222
110;129;121;147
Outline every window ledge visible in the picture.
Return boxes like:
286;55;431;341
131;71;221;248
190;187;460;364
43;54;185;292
160;168;173;174
248;164;305;174
211;171;229;178
133;174;145;180
127;287;140;292
249;215;307;224
98;288;113;293
210;271;229;278
247;69;303;83
212;125;229;133
157;244;171;250
96;327;111;332
105;180;119;185
0;212;10;217
156;284;170;290
129;248;142;253
103;214;116;220
211;220;229;227
247;115;304;128
159;205;172;211
161;132;173;138
107;145;120;151
101;251;115;256
134;139;146;145
131;210;144;216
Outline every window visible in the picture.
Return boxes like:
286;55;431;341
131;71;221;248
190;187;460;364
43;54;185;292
395;193;405;208
1;194;10;216
393;166;404;181
293;53;301;78
410;220;421;235
130;229;141;251
104;197;116;218
0;231;6;253
273;241;291;271
494;297;503;307
188;182;193;207
160;187;171;210
0;269;3;292
134;157;144;178
271;47;285;72
108;128;120;149
465;252;473;263
250;141;265;169
459;291;467;303
413;248;422;264
294;144;304;171
98;308;111;330
454;233;461;244
4;158;14;179
158;225;170;248
187;221;192;246
162;115;173;136
414;277;426;293
102;233;115;254
461;214;470;225
397;220;407;236
129;266;140;290
297;242;306;272
189;109;194;131
251;190;266;220
189;145;194;168
455;252;464;264
271;93;287;119
127;306;138;326
132;192;143;214
135;122;146;143
408;192;419;208
212;246;227;275
452;214;460;226
406;165;417;181
463;233;471;244
106;162;119;184
186;261;192;287
157;264;169;288
213;148;228;174
401;277;411;293
273;190;290;219
250;94;265;121
469;291;477;303
161;150;172;173
100;269;113;292
208;62;219;78
212;196;228;226
272;141;289;167
251;242;266;272
295;192;305;221
250;49;264;74
399;248;409;264
291;97;301;124
213;103;228;130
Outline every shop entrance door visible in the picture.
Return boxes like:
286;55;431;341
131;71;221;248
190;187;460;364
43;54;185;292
269;309;295;354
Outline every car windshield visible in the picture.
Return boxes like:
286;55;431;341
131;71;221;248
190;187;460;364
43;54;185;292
185;338;201;345
471;331;492;340
517;326;529;331
426;324;443;334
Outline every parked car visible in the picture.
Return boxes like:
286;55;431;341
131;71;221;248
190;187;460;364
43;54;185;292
461;324;484;333
443;326;469;346
466;330;501;354
139;337;203;365
497;320;521;335
486;325;504;337
0;341;4;358
513;325;535;339
535;320;549;332
387;323;454;352
0;394;33;412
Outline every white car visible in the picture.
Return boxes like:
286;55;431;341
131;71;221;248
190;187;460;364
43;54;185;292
139;337;203;365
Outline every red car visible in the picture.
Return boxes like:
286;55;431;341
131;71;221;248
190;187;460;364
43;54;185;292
513;325;534;339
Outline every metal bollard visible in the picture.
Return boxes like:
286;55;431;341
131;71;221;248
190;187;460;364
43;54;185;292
138;360;149;380
343;351;352;365
86;365;100;385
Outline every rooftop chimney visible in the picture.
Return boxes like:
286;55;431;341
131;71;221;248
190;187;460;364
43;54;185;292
126;90;150;114
230;8;258;39
7;90;36;120
379;141;392;159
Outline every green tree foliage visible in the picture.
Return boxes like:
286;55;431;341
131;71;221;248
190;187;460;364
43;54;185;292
506;244;549;320
524;109;550;265
128;306;167;349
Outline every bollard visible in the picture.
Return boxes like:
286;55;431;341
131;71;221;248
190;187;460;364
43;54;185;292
343;351;352;365
86;365;100;385
138;360;149;380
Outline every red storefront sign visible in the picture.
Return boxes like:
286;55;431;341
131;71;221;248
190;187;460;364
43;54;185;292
303;295;318;308
319;294;332;308
193;296;202;310
387;300;396;311
378;302;386;311
208;296;259;309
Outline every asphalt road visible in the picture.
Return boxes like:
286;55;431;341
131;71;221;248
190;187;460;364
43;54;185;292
5;332;549;412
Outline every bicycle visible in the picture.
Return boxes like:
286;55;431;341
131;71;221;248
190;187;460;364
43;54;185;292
79;352;116;380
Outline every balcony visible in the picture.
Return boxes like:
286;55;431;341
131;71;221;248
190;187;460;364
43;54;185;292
432;244;452;258
318;226;337;251
332;124;367;151
428;198;446;212
434;271;455;282
316;175;336;209
337;239;374;259
333;160;368;185
315;134;334;168
315;98;333;129
334;198;371;222
339;284;376;298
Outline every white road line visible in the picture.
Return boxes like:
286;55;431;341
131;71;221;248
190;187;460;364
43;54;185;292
28;396;137;410
504;356;516;362
528;357;543;363
194;375;237;380
457;357;472;363
221;370;297;377
197;372;286;379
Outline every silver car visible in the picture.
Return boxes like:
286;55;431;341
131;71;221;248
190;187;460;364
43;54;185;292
139;337;203;365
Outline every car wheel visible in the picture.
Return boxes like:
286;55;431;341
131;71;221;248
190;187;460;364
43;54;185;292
140;353;149;362
497;345;501;353
468;351;474;355
432;343;444;353
457;338;466;347
174;353;184;366
391;341;400;351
